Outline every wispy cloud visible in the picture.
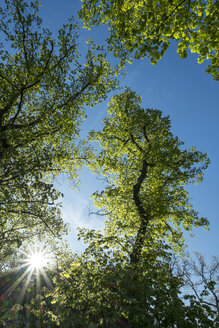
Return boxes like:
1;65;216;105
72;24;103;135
61;192;105;253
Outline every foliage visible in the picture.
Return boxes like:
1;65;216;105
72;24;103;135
28;230;217;327
0;84;216;325
89;89;209;262
0;239;75;327
1;246;218;327
79;0;219;80
0;1;217;327
23;89;216;327
0;0;118;261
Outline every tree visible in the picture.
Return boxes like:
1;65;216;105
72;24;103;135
88;88;209;263
1;89;216;327
179;253;219;320
79;0;219;80
30;89;216;327
32;230;217;327
0;0;118;261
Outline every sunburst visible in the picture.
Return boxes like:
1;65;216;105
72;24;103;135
24;248;49;271
2;245;53;306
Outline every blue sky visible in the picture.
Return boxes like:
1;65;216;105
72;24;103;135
39;0;218;259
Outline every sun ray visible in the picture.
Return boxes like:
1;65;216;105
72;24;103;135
16;267;34;304
0;262;31;278
2;245;53;306
5;266;31;297
40;268;53;289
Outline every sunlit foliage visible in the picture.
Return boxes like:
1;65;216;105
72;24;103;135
89;89;209;262
80;0;219;80
0;1;218;327
0;0;118;262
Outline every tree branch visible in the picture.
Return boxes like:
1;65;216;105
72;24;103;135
130;158;150;264
3;210;58;237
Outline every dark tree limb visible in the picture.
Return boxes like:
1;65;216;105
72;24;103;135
130;158;150;264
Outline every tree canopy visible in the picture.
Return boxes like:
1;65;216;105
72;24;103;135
33;89;217;327
39;236;218;327
0;1;218;327
89;89;209;262
0;0;118;261
79;0;219;80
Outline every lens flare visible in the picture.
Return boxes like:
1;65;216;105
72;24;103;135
3;245;53;306
27;251;47;270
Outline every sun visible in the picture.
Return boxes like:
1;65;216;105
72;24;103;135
3;245;53;305
27;251;47;270
24;247;52;272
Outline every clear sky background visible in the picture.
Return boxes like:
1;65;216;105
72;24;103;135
39;0;218;259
